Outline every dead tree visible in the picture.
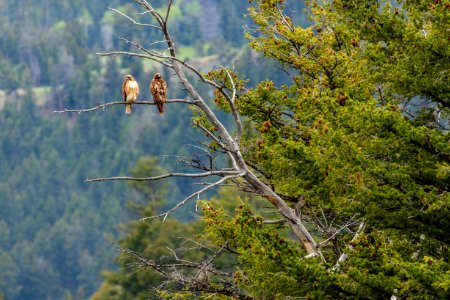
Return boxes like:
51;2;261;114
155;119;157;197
56;0;321;257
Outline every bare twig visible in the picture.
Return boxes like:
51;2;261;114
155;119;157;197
140;173;246;221
165;246;194;265
332;222;365;272
194;243;227;279
177;236;215;253
318;221;358;248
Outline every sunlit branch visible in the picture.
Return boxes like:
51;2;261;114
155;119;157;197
113;34;170;61
276;5;294;32
140;173;245;222
193;121;229;151
115;243;170;278
97;51;173;67
262;219;287;224
192;120;239;169
177;236;215;253
108;7;161;29
133;0;164;26
165;246;194;265
222;67;243;143
317;219;359;248
85;170;240;183
54;99;194;114
332;222;365;271
194;242;227;279
170;56;225;89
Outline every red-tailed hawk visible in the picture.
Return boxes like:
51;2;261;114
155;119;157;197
150;73;167;115
121;74;139;114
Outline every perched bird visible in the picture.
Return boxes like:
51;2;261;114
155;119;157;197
121;74;139;114
150;73;167;114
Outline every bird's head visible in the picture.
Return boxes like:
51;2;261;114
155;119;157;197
154;73;162;79
125;74;134;81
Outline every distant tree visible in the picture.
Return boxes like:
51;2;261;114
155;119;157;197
62;0;449;298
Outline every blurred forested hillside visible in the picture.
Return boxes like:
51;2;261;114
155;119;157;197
0;1;306;299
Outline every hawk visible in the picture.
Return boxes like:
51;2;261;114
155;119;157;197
150;73;167;115
121;74;139;114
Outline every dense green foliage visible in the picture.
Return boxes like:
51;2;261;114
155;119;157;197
95;0;449;299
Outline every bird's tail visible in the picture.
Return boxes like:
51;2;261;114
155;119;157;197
125;103;132;114
157;102;164;115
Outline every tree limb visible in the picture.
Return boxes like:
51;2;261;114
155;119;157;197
222;67;243;143
85;170;240;183
97;51;173;67
108;7;161;29
332;222;365;272
164;0;173;24
54;99;194;114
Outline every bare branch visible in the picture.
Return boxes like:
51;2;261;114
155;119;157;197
194;243;227;279
332;222;365;272
262;219;287;224
113;34;171;62
276;5;294;32
108;7;161;29
192;120;239;170
140;173;246;221
86;170;240;183
222;67;243;143
54;99;194;114
318;219;358;248
164;0;173;24
193;121;229;151
133;0;164;27
165;246;194;265
177;236;215;253
97;51;173;67
171;57;225;89
299;252;320;261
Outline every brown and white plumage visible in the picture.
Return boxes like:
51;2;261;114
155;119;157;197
121;74;139;114
150;73;167;115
